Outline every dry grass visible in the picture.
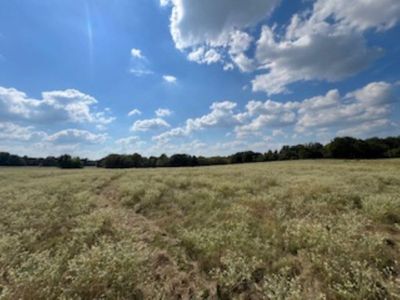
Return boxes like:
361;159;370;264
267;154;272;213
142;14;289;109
0;160;399;299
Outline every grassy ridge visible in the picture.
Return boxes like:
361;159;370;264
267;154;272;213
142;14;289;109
0;160;399;299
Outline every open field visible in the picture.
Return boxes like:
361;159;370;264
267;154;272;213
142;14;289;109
0;160;399;299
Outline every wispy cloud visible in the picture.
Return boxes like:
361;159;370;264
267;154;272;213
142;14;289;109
163;75;177;83
128;109;142;117
131;118;170;132
155;108;173;117
129;48;153;76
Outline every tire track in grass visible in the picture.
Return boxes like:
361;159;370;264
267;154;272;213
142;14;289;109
92;171;217;298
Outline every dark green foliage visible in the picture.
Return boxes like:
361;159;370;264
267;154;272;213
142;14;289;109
168;154;198;167
58;155;83;169
278;143;324;160
198;156;229;166
0;152;93;167
41;156;58;167
325;137;400;159
8;154;26;166
99;154;131;168
229;151;263;164
325;137;365;158
386;147;400;158
0;152;26;166
264;150;279;161
156;154;169;167
98;136;400;168
1;136;400;168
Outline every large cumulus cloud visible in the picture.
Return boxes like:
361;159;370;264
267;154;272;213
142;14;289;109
162;0;400;95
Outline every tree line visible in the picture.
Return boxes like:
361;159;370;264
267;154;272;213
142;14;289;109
0;153;95;168
1;136;399;169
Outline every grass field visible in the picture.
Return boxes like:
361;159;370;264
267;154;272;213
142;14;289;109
0;160;399;299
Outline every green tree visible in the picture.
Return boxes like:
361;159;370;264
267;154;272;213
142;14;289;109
58;155;83;169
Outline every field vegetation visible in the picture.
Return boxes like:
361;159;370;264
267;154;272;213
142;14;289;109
0;160;399;299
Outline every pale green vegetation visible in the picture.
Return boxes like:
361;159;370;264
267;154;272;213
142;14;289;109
0;160;399;299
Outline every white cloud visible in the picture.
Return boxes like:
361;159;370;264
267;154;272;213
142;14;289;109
188;48;222;65
0;87;114;126
153;101;238;142
163;75;177;83
166;0;279;49
0;87;116;157
336;119;394;138
131;118;170;132
114;136;147;154
0;122;46;142
159;0;171;7
162;0;399;95
189;101;238;130
235;104;296;138
295;82;395;132
149;139;207;156
129;48;153;76
155;108;173;117
128;109;142;117
312;0;400;32
46;129;108;145
229;31;253;55
272;129;285;137
115;136;141;146
131;48;144;59
235;80;396;138
193;81;396;139
187;47;205;63
0;126;105;154
232;53;256;72
347;81;394;105
152;127;188;143
250;0;400;94
223;63;234;71
252;25;381;95
162;0;278;71
205;49;222;64
129;69;153;76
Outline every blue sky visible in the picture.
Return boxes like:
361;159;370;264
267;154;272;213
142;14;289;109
0;0;399;159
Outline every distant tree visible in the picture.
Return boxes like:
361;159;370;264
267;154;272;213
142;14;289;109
95;135;400;168
58;155;83;169
156;154;169;167
3;135;398;169
386;147;400;158
0;152;11;166
264;150;275;161
230;151;263;164
8;155;26;166
102;154;125;168
82;159;97;167
382;137;400;150
198;156;229;166
169;154;196;167
279;146;298;160
41;156;58;167
148;156;158;168
325;137;360;159
364;138;389;158
229;153;241;164
191;155;199;166
298;143;324;159
131;153;144;167
209;156;229;165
